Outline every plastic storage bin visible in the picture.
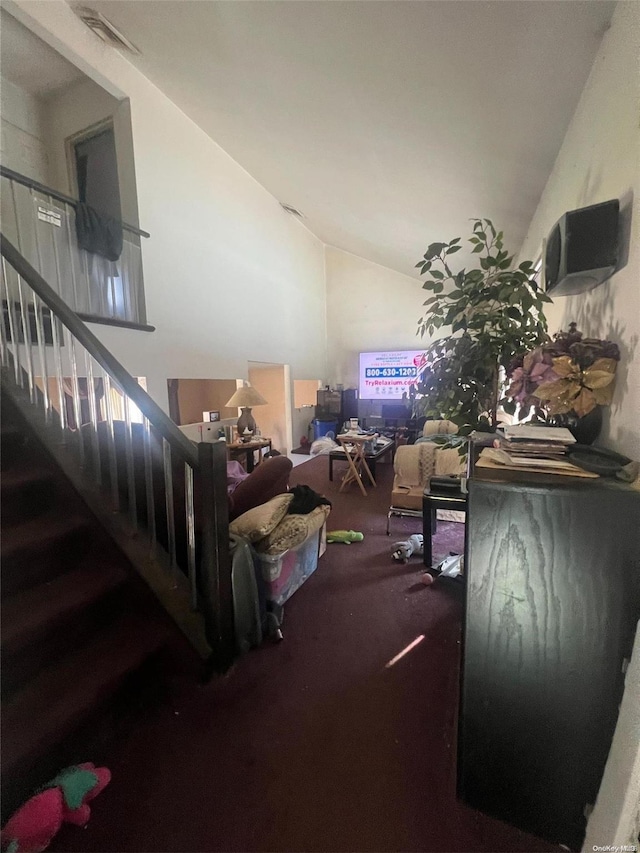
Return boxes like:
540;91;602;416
312;418;338;440
255;529;323;607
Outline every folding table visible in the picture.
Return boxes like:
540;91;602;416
336;433;378;496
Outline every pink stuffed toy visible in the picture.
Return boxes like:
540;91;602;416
1;763;111;853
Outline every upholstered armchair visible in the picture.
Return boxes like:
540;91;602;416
387;419;466;534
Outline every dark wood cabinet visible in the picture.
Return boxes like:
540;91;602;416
459;478;640;850
316;388;358;427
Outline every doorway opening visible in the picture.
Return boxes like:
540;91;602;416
292;379;322;452
70;120;122;221
247;362;291;455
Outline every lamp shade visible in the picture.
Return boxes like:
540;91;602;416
225;384;268;408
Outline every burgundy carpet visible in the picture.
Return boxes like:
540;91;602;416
53;456;555;853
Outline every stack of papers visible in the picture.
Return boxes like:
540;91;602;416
486;448;577;470
495;425;576;460
479;447;598;477
500;425;576;444
480;424;597;476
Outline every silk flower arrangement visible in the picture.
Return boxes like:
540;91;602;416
506;323;620;418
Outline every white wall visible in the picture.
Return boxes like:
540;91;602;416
519;1;640;462
519;4;640;846
584;622;640;850
6;0;327;416
0;75;48;183
325;246;426;388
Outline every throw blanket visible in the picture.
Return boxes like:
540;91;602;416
75;202;123;262
287;485;332;515
227;460;249;496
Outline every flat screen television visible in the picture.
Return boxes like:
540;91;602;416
359;350;428;401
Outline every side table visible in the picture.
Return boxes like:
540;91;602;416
422;489;468;570
329;437;395;482
227;437;272;473
335;433;378;496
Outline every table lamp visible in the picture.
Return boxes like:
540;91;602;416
225;383;267;438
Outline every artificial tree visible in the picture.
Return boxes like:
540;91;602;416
415;219;551;432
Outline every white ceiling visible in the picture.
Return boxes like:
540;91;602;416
0;7;83;97
68;2;617;274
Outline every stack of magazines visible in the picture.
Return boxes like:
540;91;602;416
481;424;588;474
496;425;575;461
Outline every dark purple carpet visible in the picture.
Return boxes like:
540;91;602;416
53;456;554;852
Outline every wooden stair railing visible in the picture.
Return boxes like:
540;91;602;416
0;232;235;672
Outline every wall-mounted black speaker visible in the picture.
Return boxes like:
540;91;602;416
544;199;619;297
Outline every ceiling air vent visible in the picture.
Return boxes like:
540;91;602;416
74;7;141;54
280;203;305;219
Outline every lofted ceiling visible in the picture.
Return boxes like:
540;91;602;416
0;7;83;97
76;2;614;274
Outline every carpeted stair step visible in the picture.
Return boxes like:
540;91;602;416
0;424;26;470
1;462;55;492
2;560;130;695
1;511;94;597
2;560;128;654
1;612;169;784
1;463;56;524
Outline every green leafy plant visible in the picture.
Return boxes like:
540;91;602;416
415;219;552;432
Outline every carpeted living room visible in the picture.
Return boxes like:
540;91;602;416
2;1;639;851
52;453;554;853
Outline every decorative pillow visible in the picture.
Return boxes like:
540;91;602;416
229;493;293;542
256;505;331;555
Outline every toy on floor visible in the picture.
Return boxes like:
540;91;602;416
437;553;463;578
421;553;464;587
392;534;424;563
1;763;111;853
326;530;364;544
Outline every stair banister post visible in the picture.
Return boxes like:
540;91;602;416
197;440;235;672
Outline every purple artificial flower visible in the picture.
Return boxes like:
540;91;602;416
506;347;558;403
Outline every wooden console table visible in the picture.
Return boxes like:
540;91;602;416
227;437;271;473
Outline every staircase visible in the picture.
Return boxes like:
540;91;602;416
0;392;183;818
0;231;236;819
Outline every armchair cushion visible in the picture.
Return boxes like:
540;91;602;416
256;505;331;555
229;493;293;542
390;484;424;511
434;446;466;476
